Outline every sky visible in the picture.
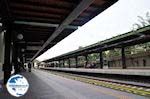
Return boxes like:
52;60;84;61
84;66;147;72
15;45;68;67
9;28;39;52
36;0;150;61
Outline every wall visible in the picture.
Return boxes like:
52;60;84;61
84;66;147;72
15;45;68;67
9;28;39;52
109;50;150;69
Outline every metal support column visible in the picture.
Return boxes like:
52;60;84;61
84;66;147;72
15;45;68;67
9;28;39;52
68;58;71;68
75;56;78;68
58;60;61;67
99;52;103;69
62;60;65;68
32;62;34;68
121;47;126;69
12;43;19;74
84;55;88;68
3;24;12;84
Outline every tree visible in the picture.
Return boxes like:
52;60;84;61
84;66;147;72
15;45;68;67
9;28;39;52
106;48;121;58
146;12;150;24
132;11;150;31
88;53;99;62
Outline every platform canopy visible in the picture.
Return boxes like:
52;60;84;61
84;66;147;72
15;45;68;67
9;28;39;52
44;25;150;62
0;0;118;62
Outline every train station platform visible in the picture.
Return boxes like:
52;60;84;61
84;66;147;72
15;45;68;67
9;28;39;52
42;67;150;76
0;69;147;99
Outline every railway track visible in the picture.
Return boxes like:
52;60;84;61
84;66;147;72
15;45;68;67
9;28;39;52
41;69;150;97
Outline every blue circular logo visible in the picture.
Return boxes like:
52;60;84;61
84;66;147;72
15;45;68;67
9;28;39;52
6;74;29;97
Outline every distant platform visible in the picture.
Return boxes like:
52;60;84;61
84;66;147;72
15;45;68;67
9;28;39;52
42;67;150;76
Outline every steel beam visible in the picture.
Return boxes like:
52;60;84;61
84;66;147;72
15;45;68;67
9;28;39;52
31;0;95;61
26;46;41;51
14;21;78;30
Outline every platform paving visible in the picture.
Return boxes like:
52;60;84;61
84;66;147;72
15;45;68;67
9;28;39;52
0;69;149;99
